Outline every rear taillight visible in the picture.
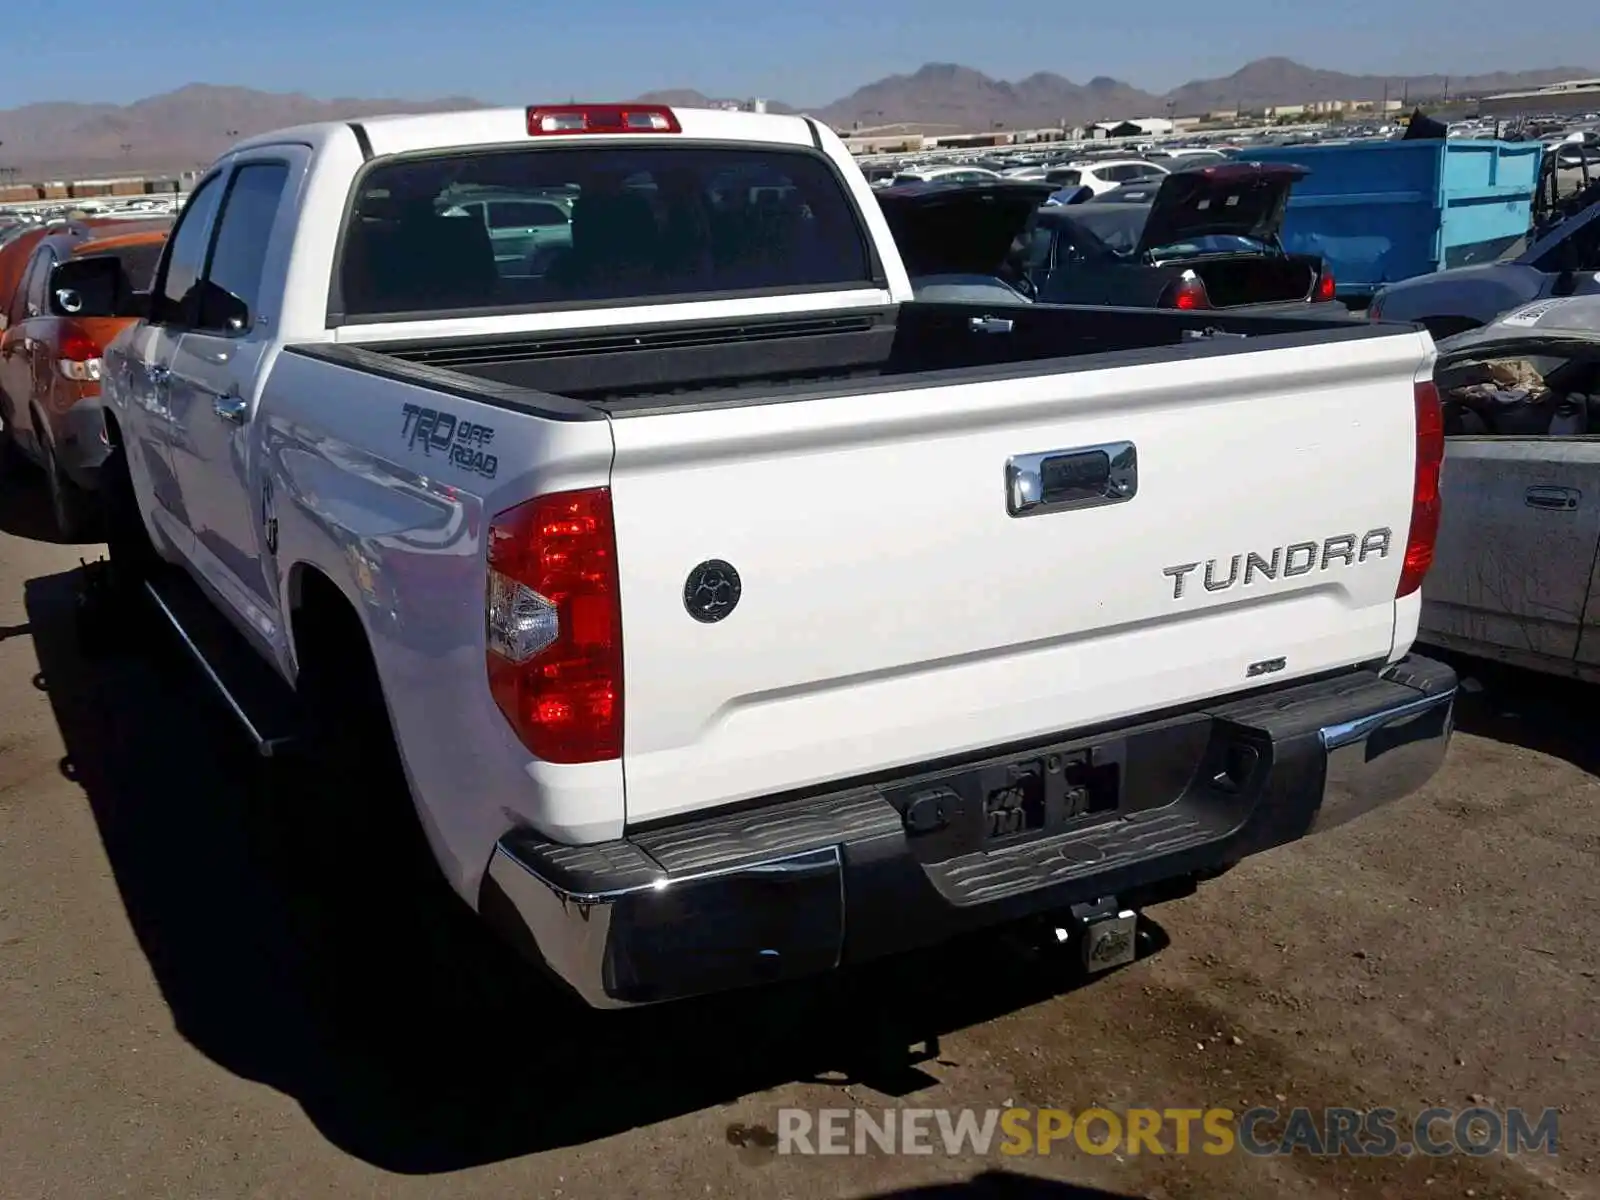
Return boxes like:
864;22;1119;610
1314;269;1337;302
57;326;103;382
526;104;680;135
1168;273;1211;310
1397;379;1444;598
486;488;623;763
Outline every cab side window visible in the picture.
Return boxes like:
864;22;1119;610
198;162;290;333
152;174;224;326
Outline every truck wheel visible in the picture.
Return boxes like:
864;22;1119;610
289;617;532;1029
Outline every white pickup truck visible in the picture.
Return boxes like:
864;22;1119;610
66;103;1458;1008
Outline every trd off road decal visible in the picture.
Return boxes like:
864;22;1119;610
400;403;499;479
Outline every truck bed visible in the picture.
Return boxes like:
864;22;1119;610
292;300;1405;417
272;300;1432;828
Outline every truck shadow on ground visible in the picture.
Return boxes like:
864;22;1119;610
23;564;1163;1186
1429;647;1600;779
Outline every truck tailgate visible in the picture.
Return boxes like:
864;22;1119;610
608;331;1430;825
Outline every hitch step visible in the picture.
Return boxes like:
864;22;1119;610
1063;899;1140;974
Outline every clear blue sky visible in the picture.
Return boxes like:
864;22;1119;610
5;0;1598;109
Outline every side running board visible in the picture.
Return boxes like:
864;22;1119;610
143;575;300;757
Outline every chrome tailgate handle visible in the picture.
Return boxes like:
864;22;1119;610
1007;442;1138;517
1525;485;1580;511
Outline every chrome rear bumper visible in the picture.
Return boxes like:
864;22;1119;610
481;655;1456;1009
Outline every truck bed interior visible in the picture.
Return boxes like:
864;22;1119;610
296;300;1406;418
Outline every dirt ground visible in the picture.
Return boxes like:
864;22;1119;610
1;472;1596;1200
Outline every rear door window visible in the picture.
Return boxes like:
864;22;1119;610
79;240;167;291
336;145;876;320
7;248;46;326
24;247;57;318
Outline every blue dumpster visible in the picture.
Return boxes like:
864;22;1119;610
1234;139;1543;300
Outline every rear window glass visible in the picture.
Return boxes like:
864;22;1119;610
87;240;167;289
338;146;875;319
1045;169;1081;186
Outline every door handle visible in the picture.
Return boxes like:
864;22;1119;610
213;393;248;424
1525;485;1580;511
968;316;1015;334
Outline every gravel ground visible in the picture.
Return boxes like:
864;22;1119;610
1;472;1596;1200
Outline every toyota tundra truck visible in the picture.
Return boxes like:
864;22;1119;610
67;103;1458;1009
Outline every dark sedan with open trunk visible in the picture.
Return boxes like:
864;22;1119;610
877;163;1345;315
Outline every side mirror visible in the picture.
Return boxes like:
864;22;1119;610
195;279;250;333
48;255;136;318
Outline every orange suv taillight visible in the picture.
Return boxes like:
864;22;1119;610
1397;380;1444;598
57;325;103;382
486;487;623;763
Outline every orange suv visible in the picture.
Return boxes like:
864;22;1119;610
0;218;171;538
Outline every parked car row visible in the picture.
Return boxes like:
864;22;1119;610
0;215;172;536
877;162;1344;314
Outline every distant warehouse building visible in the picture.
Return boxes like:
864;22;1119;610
1477;77;1600;118
1091;117;1174;139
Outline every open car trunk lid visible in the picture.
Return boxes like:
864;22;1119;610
606;321;1426;826
876;181;1057;277
1132;162;1307;258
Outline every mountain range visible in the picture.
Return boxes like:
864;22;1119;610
0;84;487;180
652;59;1595;132
2;59;1593;180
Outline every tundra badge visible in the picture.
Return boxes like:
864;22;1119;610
1163;528;1392;600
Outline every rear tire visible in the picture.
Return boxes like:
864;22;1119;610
42;432;99;543
286;607;532;1031
0;398;20;488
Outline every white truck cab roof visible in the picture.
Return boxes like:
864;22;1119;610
225;105;821;161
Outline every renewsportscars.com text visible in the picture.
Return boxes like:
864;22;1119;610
775;1106;1559;1158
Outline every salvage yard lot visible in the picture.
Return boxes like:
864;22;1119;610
0;479;1596;1200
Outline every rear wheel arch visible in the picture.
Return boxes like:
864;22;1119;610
287;562;367;683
